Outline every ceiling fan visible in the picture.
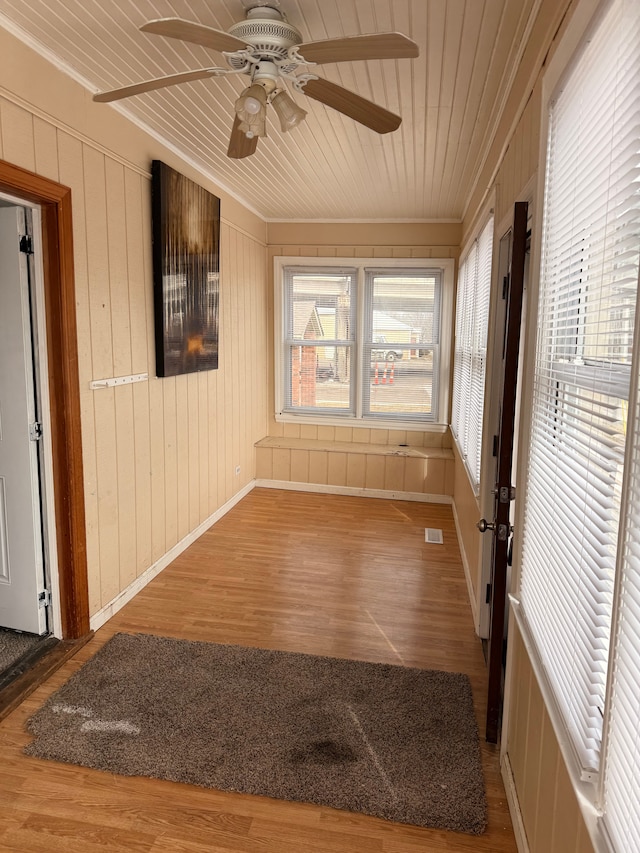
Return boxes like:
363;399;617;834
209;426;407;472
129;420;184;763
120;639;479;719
93;1;419;160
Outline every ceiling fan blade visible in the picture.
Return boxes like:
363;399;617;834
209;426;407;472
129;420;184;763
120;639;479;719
140;18;248;53
297;33;418;65
302;77;401;134
227;115;259;160
93;69;221;102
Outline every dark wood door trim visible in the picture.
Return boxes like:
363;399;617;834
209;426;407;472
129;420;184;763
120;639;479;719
485;201;528;743
0;160;90;640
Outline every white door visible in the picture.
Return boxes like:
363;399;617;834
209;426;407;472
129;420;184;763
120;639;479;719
0;206;47;634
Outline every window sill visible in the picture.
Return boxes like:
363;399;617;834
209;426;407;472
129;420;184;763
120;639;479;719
274;412;449;434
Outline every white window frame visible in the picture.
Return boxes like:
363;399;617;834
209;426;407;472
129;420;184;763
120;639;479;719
273;256;454;430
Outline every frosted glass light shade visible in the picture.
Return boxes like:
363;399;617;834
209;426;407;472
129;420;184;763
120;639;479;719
271;90;307;132
235;85;267;138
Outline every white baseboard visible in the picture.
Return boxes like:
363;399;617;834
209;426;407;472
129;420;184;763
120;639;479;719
254;479;453;504
501;753;530;853
451;500;479;631
90;480;256;632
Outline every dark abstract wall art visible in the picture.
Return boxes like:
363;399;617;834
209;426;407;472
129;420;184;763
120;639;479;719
151;160;220;377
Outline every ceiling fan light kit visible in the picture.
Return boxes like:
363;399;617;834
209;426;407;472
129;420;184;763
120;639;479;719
93;2;419;160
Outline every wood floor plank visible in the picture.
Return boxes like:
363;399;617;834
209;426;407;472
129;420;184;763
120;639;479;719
0;488;516;852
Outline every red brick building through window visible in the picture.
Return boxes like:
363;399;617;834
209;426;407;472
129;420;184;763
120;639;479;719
291;301;322;408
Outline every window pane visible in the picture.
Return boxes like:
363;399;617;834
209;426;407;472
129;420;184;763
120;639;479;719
363;271;440;420
286;271;354;342
287;345;352;412
367;351;435;417
369;273;438;346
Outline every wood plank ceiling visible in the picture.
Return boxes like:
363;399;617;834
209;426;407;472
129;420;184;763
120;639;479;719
0;0;538;221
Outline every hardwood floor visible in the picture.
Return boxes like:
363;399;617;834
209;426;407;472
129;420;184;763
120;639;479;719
0;488;517;852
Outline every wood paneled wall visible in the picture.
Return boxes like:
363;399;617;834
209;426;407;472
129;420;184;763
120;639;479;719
0;33;269;617
266;221;463;251
505;623;595;853
255;431;454;496
452;442;481;602
494;85;541;225
461;0;572;238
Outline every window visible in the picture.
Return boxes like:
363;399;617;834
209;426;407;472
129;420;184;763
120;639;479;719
275;259;453;426
451;216;494;489
517;0;640;843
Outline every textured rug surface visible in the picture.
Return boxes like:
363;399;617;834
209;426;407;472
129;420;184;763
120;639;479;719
0;628;41;673
25;633;486;834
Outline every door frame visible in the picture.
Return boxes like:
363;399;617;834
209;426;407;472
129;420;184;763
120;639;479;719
0;159;89;640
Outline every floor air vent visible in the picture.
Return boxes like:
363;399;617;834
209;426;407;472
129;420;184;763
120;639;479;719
425;528;444;544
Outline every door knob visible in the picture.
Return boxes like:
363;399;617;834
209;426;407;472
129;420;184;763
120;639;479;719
477;518;495;533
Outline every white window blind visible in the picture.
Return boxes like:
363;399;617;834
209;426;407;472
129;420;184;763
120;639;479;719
451;217;494;488
519;0;640;777
451;242;476;447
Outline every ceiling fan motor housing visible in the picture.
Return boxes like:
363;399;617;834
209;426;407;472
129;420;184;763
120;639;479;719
227;6;303;60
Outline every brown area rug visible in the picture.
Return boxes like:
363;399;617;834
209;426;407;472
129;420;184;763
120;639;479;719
25;633;486;834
